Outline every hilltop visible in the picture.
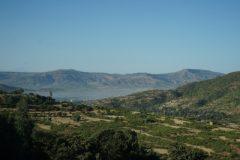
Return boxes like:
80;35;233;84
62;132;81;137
84;71;240;122
0;69;224;100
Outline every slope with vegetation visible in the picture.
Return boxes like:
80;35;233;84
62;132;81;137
1;90;240;159
84;71;240;123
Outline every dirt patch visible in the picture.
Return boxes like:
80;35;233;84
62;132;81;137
227;123;240;128
131;111;140;114
211;127;235;132
36;123;51;130
104;115;125;119
184;143;214;155
173;119;189;125
186;128;201;133
152;148;168;154
82;116;112;122
161;123;181;129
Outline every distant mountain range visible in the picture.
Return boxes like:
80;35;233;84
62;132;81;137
84;70;240;116
0;69;224;90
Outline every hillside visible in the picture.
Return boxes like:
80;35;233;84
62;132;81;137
0;69;224;100
84;71;240;121
1;92;240;159
0;84;19;92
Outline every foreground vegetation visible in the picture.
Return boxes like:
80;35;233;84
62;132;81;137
1;89;240;159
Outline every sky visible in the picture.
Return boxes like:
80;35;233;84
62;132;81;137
0;0;240;74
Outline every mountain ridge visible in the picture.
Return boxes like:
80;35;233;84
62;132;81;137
0;69;224;100
84;70;240;117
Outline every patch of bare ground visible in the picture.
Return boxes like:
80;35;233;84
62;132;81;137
152;148;168;154
82;116;112;122
161;123;181;129
219;136;233;141
36;123;51;130
211;127;235;132
173;119;189;125
158;122;201;134
187;128;201;133
51;117;80;126
236;139;240;142
184;143;214;155
104;115;125;119
131;111;140;114
227;123;240;128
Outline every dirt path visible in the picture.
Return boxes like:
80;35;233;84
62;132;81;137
82;116;112;122
184;143;214;154
104;115;125;119
124;126;213;154
161;123;181;129
173;119;189;124
211;127;235;132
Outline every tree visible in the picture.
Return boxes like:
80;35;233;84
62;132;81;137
81;129;159;160
15;98;34;150
73;114;81;122
57;112;62;117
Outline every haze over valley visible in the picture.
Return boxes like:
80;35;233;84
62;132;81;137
0;69;224;101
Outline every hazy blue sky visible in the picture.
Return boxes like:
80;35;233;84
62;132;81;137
1;0;240;74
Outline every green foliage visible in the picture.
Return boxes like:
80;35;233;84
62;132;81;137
82;129;159;160
51;123;68;131
168;143;208;160
72;113;81;122
0;110;50;160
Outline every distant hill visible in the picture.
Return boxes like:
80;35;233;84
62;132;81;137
0;69;224;92
0;84;19;92
84;71;240;116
